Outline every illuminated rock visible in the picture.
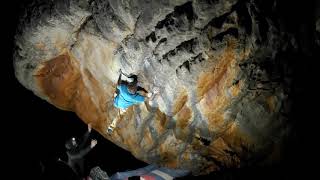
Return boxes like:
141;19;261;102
14;0;293;175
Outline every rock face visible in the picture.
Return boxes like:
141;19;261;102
14;0;294;175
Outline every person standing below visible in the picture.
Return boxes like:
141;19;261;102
62;123;98;179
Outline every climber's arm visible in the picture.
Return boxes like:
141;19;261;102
117;72;122;85
79;123;92;148
68;145;91;160
130;93;145;103
68;139;97;160
78;131;89;149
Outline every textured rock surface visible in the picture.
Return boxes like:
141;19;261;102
14;0;296;175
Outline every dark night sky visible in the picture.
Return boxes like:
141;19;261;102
3;0;320;179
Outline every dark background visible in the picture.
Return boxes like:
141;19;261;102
3;0;320;179
3;0;148;179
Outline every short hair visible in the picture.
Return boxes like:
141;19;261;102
127;84;138;94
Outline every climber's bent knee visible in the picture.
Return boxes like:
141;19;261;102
119;108;127;115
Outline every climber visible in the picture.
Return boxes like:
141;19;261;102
107;69;159;134
113;69;151;109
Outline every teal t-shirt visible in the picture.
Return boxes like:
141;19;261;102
113;84;145;109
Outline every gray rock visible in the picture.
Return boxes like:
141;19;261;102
13;0;296;175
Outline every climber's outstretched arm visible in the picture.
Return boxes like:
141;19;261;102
117;72;122;85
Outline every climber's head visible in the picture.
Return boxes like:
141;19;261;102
127;75;138;94
128;83;138;94
65;137;78;150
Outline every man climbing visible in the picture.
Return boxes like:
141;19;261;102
107;70;159;134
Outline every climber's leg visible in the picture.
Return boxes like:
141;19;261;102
148;87;160;100
107;117;118;134
107;109;126;134
147;87;160;107
119;108;126;115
